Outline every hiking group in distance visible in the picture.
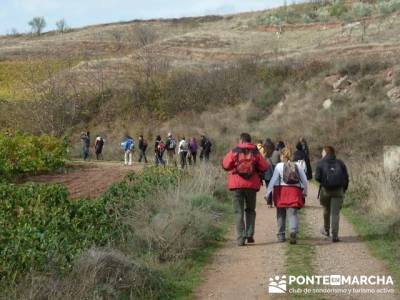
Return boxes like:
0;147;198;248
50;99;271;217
223;133;349;246
80;131;212;169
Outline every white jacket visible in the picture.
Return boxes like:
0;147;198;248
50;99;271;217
178;140;189;154
267;162;308;196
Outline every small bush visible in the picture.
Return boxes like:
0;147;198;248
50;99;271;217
329;0;348;17
254;86;284;111
0;132;66;179
367;102;386;118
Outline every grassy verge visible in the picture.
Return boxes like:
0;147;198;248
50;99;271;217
343;206;400;291
162;228;230;300
343;166;400;293
286;209;327;300
2;165;232;299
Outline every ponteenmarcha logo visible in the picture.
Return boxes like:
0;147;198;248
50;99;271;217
267;274;394;295
268;275;287;293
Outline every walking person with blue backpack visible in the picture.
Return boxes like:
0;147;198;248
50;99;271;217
315;145;349;243
266;147;308;244
222;133;269;246
121;136;135;166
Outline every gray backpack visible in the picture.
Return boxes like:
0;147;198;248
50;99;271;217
283;162;300;184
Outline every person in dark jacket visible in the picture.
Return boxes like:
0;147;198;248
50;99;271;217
293;142;306;162
80;131;90;161
138;135;148;163
315;145;349;243
263;138;276;208
293;142;307;174
264;138;275;159
222;133;269;246
271;141;285;166
94;136;104;160
300;138;313;180
200;135;212;162
154;135;165;166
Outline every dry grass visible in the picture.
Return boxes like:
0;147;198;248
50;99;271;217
350;163;400;218
124;165;227;262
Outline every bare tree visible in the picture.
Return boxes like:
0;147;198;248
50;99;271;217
56;19;69;34
352;2;373;41
8;28;19;36
29;17;46;36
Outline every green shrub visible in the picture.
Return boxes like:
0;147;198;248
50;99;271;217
253;86;284;112
0;132;66;179
0;183;118;284
352;2;374;18
329;0;348;17
0;167;181;284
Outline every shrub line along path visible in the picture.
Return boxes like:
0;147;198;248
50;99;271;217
196;185;398;300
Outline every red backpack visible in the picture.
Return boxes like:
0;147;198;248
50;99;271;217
158;141;166;153
233;147;258;179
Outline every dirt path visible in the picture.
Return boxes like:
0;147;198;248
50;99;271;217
306;184;397;300
28;161;144;199
195;187;287;300
196;184;397;300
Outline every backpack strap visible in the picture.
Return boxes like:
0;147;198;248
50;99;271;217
232;147;258;155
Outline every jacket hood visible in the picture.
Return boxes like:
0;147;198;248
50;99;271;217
236;143;257;150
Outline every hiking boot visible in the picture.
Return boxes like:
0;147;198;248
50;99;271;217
320;228;330;237
238;238;246;246
290;232;297;245
277;235;286;243
332;237;340;243
246;237;255;244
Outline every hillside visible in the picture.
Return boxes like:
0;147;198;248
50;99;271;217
1;0;400;158
1;1;400;299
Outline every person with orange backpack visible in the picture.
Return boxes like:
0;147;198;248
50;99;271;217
222;133;269;246
266;147;308;244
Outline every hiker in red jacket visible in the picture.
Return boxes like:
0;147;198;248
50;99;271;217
222;133;269;246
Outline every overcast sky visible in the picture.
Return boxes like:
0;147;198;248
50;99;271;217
0;0;285;34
